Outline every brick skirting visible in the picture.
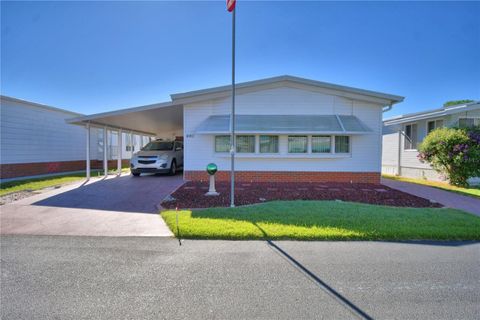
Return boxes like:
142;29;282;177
184;171;381;184
0;160;130;179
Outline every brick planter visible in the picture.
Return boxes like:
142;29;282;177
184;171;380;184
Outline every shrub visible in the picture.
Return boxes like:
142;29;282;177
418;127;480;187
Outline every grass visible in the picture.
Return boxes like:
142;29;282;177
0;168;130;196
382;174;480;199
161;200;480;241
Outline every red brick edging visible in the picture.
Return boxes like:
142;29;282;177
184;171;380;184
0;160;130;179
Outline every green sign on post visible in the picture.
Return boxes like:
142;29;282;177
206;163;219;196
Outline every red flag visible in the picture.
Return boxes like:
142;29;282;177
226;0;236;12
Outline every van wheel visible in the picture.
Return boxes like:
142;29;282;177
132;172;140;177
169;160;177;175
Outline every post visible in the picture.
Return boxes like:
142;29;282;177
130;132;134;159
117;129;123;175
230;6;236;208
103;127;108;176
86;123;91;179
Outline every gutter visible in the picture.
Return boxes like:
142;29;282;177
382;103;393;113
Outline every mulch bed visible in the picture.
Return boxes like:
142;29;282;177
161;181;442;209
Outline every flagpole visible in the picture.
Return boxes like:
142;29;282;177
230;6;236;208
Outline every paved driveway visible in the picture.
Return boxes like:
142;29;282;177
382;178;480;216
0;173;184;236
1;236;479;320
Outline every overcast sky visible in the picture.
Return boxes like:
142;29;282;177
1;1;479;118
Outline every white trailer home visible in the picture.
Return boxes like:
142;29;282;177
0;96;153;180
382;101;480;182
69;76;404;184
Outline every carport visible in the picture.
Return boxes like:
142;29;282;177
68;101;183;179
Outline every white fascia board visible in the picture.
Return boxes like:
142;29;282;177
66;100;178;124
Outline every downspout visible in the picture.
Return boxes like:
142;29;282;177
382;103;393;113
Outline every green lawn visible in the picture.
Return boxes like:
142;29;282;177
161;200;480;241
0;168;130;196
382;174;480;199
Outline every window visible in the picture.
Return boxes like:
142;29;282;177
427;120;444;134
142;141;174;151
259;135;279;153
312;136;331;153
459;118;479;128
215;135;230;153
236;135;255;153
335;136;350;153
288;136;307;153
404;124;418;150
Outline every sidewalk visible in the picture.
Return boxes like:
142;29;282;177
381;178;480;217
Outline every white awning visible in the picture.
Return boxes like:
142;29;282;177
195;115;373;135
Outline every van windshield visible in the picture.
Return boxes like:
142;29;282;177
142;141;174;151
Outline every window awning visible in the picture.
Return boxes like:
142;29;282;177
195;115;373;135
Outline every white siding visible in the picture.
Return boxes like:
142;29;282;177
381;130;400;174
382;107;480;183
184;86;384;172
1;98;87;164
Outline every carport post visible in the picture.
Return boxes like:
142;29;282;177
86;123;91;180
103;127;108;176
117;129;123;175
130;131;134;158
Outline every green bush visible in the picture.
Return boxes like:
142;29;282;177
418;127;480;187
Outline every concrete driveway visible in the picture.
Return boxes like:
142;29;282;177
0;173;184;236
382;178;480;216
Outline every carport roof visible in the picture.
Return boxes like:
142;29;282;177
67;101;183;136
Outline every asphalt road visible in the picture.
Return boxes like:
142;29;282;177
1;236;479;320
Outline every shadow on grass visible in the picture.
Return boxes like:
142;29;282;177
185;200;480;244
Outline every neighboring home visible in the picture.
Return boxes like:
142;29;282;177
0;95;153;180
382;100;480;182
68;75;404;184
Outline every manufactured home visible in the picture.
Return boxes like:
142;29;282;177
382;101;480;182
0;96;153;180
67;75;404;184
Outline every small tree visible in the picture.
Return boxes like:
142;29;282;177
443;100;474;107
418;127;480;187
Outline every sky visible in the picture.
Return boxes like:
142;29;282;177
1;1;479;118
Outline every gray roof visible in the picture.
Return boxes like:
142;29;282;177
195;115;373;135
1;95;83;116
383;100;480;125
171;75;404;105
